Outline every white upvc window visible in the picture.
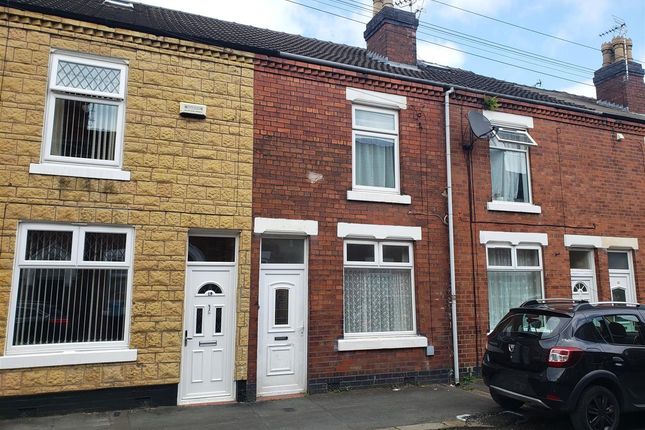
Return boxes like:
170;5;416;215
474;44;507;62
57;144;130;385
343;240;416;336
489;128;535;204
486;243;544;330
4;223;135;363
30;51;130;181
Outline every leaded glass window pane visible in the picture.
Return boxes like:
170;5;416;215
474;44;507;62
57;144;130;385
56;60;121;94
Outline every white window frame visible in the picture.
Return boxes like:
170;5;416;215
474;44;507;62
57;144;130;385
484;113;541;214
608;250;637;303
30;51;130;181
351;105;401;193
342;240;416;338
1;223;136;368
485;242;545;329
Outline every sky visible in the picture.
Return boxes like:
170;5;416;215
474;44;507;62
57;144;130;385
134;0;645;98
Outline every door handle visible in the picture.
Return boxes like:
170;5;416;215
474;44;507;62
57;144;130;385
184;330;192;347
299;326;304;335
612;356;625;367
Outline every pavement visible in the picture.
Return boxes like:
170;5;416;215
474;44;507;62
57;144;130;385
0;382;496;430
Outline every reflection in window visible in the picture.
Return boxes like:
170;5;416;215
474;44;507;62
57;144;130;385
215;307;222;334
25;230;73;261
261;239;304;264
188;236;235;262
84;232;126;262
608;252;629;270
195;307;203;335
275;289;289;325
569;250;591;270
346;243;375;262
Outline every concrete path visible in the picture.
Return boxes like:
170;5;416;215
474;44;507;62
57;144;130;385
0;384;496;430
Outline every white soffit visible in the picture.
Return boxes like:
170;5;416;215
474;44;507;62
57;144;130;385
337;223;422;241
346;87;407;110
483;110;534;129
565;234;638;250
254;218;318;236
479;231;548;246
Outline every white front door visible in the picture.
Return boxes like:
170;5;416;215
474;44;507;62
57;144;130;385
608;251;636;303
569;249;597;302
257;237;307;397
179;235;237;405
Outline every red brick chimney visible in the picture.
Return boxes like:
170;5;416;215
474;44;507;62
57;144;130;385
593;37;645;113
364;0;419;65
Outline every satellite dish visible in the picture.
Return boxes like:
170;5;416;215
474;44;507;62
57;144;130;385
467;111;495;139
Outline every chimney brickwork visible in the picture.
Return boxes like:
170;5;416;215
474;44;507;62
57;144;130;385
364;4;419;65
593;37;645;113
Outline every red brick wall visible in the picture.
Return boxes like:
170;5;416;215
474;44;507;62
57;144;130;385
251;57;453;387
366;22;417;65
595;73;645;113
449;98;645;366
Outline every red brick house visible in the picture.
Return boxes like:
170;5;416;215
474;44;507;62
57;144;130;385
0;0;644;414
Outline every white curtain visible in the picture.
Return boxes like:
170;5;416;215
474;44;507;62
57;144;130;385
344;268;412;333
490;144;528;202
355;135;395;188
488;270;541;330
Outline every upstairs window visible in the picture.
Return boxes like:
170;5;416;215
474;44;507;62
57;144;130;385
489;127;536;204
31;52;129;180
352;105;400;193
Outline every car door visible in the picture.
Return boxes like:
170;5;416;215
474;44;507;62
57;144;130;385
596;313;645;405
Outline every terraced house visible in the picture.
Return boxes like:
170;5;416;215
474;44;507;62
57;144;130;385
0;0;644;417
0;0;253;414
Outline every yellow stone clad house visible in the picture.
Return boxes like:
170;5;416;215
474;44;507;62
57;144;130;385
0;2;253;413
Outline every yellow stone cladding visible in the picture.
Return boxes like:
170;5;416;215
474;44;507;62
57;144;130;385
0;7;253;396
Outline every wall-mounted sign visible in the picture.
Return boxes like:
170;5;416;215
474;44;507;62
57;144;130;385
180;102;207;119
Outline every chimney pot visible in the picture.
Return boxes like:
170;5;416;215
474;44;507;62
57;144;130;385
612;36;626;62
594;38;645;113
626;38;633;61
601;42;614;66
372;0;393;16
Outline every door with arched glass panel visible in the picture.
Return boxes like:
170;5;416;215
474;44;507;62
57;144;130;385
179;235;237;405
257;237;307;397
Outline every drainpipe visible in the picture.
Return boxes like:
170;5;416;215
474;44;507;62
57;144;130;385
444;87;460;385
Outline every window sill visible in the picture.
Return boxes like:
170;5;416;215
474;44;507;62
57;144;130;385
0;348;137;369
347;190;411;205
487;201;541;214
30;163;131;181
337;335;428;351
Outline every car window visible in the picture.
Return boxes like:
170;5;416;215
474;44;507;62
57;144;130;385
495;312;567;339
575;321;605;343
597;314;644;346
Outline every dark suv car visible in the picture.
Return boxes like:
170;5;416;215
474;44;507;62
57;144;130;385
482;299;645;430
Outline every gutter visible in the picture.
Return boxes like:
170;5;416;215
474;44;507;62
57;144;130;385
444;87;460;385
279;52;645;124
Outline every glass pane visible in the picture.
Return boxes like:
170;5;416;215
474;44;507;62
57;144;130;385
188;237;235;262
215;307;222;334
13;268;128;345
197;283;222;296
346;243;375;262
495;312;567;339
569;250;591;270
382;245;410;263
25;230;73;261
195;307;203;335
355;134;395;188
344;268;413;333
490;147;529;203
496;128;534;145
611;288;626;302
608;252;629;270
274;289;289;326
355;109;395;131
56;60;121;94
83;232;126;262
487;248;511;266
261;238;304;264
487;270;542;330
517;249;539;267
51;99;118;160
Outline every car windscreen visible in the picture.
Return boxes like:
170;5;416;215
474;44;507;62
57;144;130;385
493;312;569;340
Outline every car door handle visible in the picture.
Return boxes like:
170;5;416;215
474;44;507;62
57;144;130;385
612;357;625;366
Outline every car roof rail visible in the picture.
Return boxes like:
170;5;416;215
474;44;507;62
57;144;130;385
521;298;588;307
575;301;641;311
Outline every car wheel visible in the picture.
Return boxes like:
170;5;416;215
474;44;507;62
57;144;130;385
571;385;620;430
489;388;524;410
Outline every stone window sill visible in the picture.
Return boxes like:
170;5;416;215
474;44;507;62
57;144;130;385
347;190;411;205
30;163;131;181
337;335;428;351
0;349;137;369
487;201;541;214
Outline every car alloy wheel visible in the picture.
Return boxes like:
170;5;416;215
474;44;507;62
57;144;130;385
573;385;620;430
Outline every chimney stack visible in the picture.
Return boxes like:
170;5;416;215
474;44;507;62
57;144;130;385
593;37;645;113
364;0;419;65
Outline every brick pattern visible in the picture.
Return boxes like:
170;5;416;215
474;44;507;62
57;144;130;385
0;8;253;396
595;73;645;114
251;56;454;389
366;22;418;65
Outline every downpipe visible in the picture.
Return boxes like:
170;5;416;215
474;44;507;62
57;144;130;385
444;87;460;385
